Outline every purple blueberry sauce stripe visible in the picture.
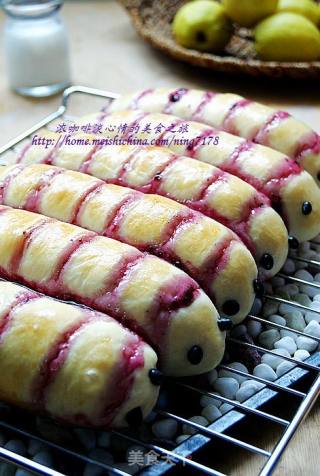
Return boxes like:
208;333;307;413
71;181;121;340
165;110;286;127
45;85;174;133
23;168;66;211
0;291;40;341
163;88;189;114
222;99;252;132
0;165;27;203
129;89;154;110
253;111;290;145
191;91;217;122
102;191;142;239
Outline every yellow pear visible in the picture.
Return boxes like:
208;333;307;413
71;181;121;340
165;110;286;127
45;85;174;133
172;0;232;52
255;12;320;61
222;0;278;27
277;0;319;25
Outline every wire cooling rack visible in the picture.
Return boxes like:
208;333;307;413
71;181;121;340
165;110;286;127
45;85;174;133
0;85;319;476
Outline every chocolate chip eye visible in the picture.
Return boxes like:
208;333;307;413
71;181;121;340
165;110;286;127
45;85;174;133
126;407;143;426
218;317;233;331
148;369;164;386
222;300;240;316
260;253;274;271
317;172;320;182
187;345;203;365
288;236;299;250
253;279;264;297
302;201;312;215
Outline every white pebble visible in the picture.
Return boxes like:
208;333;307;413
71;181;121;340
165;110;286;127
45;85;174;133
274;336;297;355
305;311;320;324
33;450;54;467
304;320;320;338
259;329;280;349
262;301;279;317
253;364;277;381
295;269;313;281
28;439;47;457
276;361;296;377
213;377;239;399
295;293;312;307
220;403;234;415
152;418;178;439
280;329;297;341
74;428;96;451
200;393;222;408
182;416;208;435
296;336;318;352
313;294;320;301
4;440;26;456
272;276;285;287
207;368;218;386
294;349;310;361
97;432;110;448
284;311;305;331
201;405;222;422
261;348;291;370
250;298;262;316
315;273;320;283
282;258;295;274
279;303;296;315
236;383;260;402
15;471;31;476
267;314;286;328
302;285;320;298
231;324;247;338
176;435;189;445
218;362;248;384
247;319;262;338
311;301;320;312
241;379;265;390
283;284;299;297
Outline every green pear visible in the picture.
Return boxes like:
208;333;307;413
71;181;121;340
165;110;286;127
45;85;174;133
277;0;319;25
222;0;278;27
172;0;233;52
255;12;320;61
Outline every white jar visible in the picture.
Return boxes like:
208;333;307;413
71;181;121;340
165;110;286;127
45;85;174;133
3;0;71;97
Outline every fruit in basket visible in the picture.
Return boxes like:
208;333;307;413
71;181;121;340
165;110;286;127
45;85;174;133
277;0;319;25
255;12;320;61
222;0;278;27
172;0;232;52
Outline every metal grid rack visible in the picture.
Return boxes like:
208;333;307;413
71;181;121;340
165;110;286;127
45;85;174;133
0;85;318;476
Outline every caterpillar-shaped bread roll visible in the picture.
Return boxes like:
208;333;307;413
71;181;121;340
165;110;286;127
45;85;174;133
0;280;159;428
78;110;320;243
10;140;289;279
0;164;258;322
110;88;320;185
0;206;225;376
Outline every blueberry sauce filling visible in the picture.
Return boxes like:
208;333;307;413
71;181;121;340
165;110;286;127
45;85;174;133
102;191;142;239
164;88;188;114
130;89;154;110
222;99;252;133
0;291;39;340
191;91;216;122
253;111;290;145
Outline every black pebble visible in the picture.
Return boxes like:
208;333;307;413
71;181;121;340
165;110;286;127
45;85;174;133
302;201;312;215
260;253;274;271
126;407;143;426
222;300;240;316
288;236;299;250
253;279;264;297
148;368;164;386
187;345;203;365
218;317;233;331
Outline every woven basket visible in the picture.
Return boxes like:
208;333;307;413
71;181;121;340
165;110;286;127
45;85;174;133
119;0;320;79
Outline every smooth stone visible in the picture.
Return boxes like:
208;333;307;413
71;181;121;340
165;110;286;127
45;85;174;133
280;329;297;341
218;362;248;384
231;324;247;338
313;294;320;301
236;383;260;402
207;368;218;386
276;361;296;377
295;269;313;281
267;314;286;328
4;440;26;456
258;329;280;349
201;405;222;422
247;319;262;338
182;416;208;435
294;293;312;307
274;336;297;355
250;298;262;316
97;432;111;448
294;349;310;361
275;290;291;301
282;258;295;274
305;311;320;324
262;301;279;318
271;276;285;287
15;471;31;476
241;379;265;390
152;418;178;439
200;393;222;408
314;273;320;283
261;348;291;370
213;378;239;399
304;320;320;338
301;285;320;298
220;403;234;415
176;435;190;445
33;450;54;466
296;336;318;352
28;440;47;457
284;311;305;331
88;448;113;465
74;428;96;451
282;284;299;297
279;303;296;315
253;364;277;381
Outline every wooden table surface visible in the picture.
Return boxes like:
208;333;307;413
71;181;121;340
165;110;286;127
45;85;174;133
0;1;319;474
